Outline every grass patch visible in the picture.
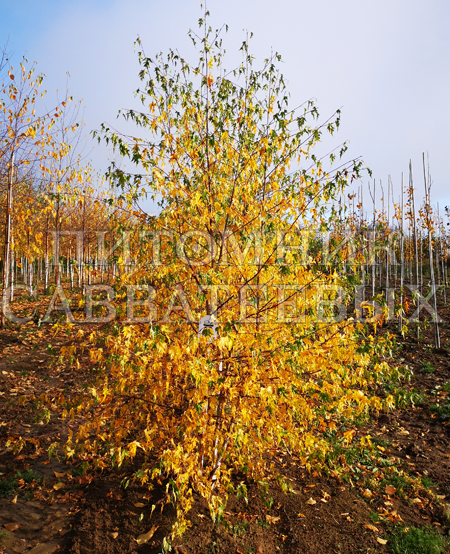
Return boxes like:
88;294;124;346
17;468;43;485
421;475;436;490
383;385;427;408
256;519;269;529
422;362;435;374
430;401;450;421
232;522;249;536
371;435;391;449
0;474;18;498
0;469;43;498
389;525;447;554
380;472;412;499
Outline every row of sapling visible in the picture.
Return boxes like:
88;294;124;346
3;151;448;340
320;157;447;347
1;58;446;337
0;55;122;321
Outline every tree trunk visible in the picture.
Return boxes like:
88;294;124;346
1;152;14;328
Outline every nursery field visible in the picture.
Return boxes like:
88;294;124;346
2;12;450;554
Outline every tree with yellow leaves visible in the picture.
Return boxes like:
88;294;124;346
66;15;395;544
0;57;88;322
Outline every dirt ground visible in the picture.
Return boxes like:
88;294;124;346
1;296;450;553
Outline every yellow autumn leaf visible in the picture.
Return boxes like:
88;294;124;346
363;523;379;533
135;525;158;545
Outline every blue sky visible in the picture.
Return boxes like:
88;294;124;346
2;0;450;213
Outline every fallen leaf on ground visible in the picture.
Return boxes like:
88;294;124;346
298;513;306;518
10;495;17;504
411;498;422;504
266;515;280;524
134;502;145;507
363;523;379;533
4;523;20;532
135;525;158;545
53;471;66;478
53;482;65;490
385;485;396;496
110;532;118;539
377;537;387;545
306;498;316;505
363;489;373;498
386;509;403;523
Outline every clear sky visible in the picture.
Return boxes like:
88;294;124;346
2;0;449;213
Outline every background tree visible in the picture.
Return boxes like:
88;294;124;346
0;58;88;323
